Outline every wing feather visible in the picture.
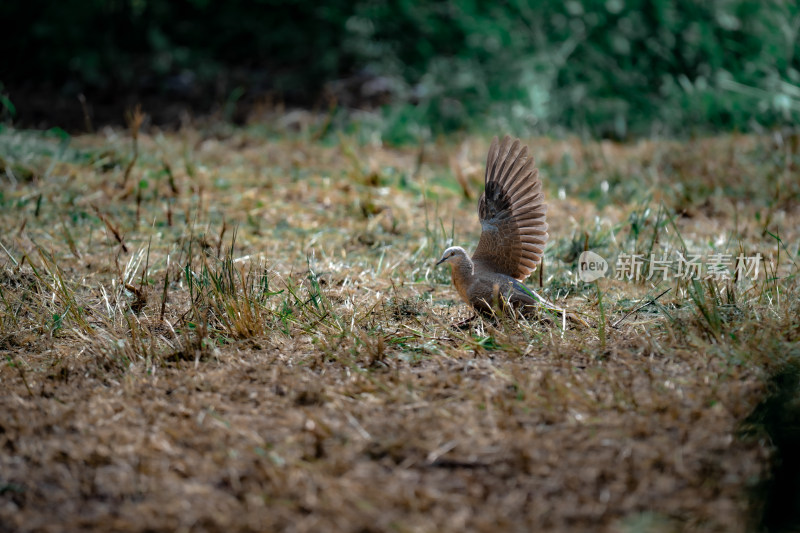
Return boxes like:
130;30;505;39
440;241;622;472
472;135;548;281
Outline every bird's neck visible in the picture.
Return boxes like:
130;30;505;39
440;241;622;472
450;257;475;303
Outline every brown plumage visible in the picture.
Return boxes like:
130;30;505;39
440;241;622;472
436;135;552;317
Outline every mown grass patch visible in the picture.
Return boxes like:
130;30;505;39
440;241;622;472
0;123;798;531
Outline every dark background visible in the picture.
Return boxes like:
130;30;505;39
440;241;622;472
2;0;799;139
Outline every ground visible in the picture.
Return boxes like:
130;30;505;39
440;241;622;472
0;119;798;532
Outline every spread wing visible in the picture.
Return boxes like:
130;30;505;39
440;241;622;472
471;135;548;281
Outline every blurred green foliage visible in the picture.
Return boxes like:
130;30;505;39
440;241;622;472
2;0;799;138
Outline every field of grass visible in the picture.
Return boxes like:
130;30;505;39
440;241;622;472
0;118;798;532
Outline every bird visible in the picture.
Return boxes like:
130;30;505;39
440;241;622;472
436;135;559;321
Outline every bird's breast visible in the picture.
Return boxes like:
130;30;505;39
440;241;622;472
450;267;472;305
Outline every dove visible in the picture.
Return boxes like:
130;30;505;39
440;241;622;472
436;135;556;319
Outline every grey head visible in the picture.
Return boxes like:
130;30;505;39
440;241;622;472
435;246;469;267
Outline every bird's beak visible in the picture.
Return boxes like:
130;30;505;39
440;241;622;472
435;257;446;266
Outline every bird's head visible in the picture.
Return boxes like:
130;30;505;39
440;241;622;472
435;246;469;267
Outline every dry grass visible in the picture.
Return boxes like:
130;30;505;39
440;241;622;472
0;122;798;532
